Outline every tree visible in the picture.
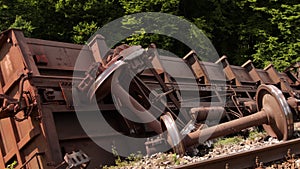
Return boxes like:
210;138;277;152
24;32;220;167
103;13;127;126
54;0;125;43
116;0;182;54
0;0;298;70
249;1;300;70
180;0;299;69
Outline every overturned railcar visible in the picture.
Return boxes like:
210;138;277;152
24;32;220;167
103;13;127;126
0;29;117;169
0;29;299;169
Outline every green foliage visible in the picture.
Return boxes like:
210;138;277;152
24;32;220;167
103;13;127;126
116;0;182;56
111;145;121;165
186;0;299;69
72;21;99;44
215;136;243;147
126;151;143;162
172;153;180;165
250;2;300;70
9;16;34;36
6;161;17;169
54;0;124;43
0;0;298;69
119;0;180;14
180;0;261;64
248;129;266;141
104;147;143;169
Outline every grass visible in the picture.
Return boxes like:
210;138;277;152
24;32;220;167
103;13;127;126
103;146;144;169
103;152;182;168
214;136;244;147
214;128;267;147
248;129;267;141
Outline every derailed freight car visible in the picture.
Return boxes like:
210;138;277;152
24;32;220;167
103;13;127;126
0;29;300;169
0;29;119;169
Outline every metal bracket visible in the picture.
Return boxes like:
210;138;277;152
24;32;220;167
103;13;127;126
59;82;74;108
0;74;37;121
0;94;18;119
77;62;101;92
63;150;90;169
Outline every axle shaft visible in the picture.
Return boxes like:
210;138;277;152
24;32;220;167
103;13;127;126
161;85;294;155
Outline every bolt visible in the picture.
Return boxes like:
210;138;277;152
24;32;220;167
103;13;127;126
286;149;291;160
225;163;229;169
258;162;264;169
256;156;260;167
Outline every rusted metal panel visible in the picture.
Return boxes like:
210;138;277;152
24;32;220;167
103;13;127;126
39;106;63;166
0;118;15;156
52;111;116;167
160;55;195;80
59;82;73;108
256;69;274;84
0;40;25;93
230;65;255;84
264;64;281;84
88;34;109;64
13;30;40;76
216;56;256;86
197;61;227;84
0;149;5;169
26;38;93;75
14;110;34;141
1;118;23;166
20;149;44;169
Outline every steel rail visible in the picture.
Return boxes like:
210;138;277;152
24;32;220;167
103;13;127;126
175;137;300;169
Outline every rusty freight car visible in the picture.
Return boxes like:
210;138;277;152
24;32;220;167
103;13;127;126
0;29;300;169
0;29;118;169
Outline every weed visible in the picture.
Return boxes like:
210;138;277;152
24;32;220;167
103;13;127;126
6;161;17;169
172;153;180;165
105;147;144;168
248;130;266;141
215;136;243;147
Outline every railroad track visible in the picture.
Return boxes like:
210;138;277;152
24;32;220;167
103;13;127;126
175;137;300;169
